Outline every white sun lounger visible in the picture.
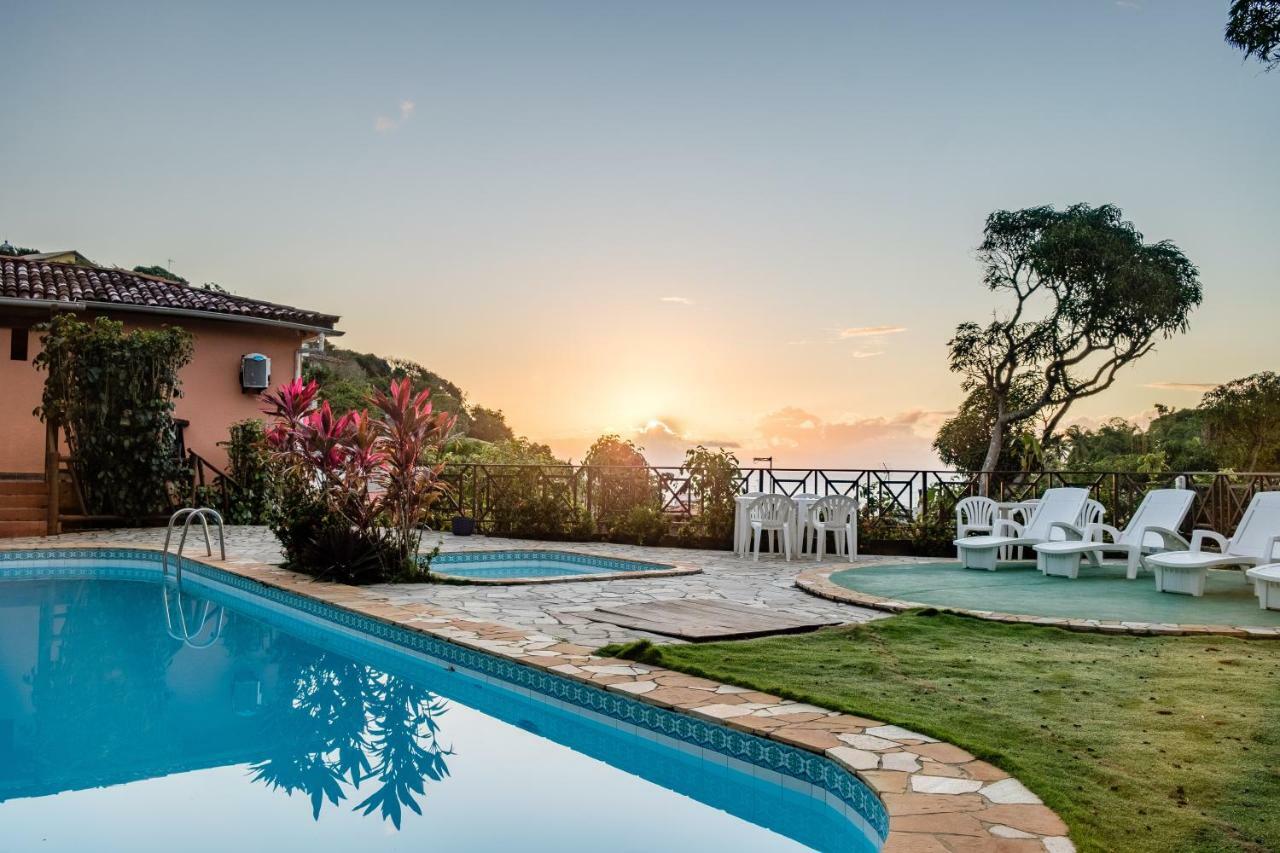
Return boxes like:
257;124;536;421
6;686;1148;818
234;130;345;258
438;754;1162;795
1144;491;1280;596
1245;564;1280;610
1033;488;1195;580
954;488;1089;571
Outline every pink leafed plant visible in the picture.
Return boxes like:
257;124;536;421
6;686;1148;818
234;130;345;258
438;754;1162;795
369;378;457;569
261;376;454;579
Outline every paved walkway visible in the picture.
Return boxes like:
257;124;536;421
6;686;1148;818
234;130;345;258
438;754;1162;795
9;526;887;646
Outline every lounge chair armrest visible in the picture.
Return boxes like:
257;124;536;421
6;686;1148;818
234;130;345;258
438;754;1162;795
1049;521;1088;541
1267;535;1280;562
1190;529;1230;553
1141;526;1189;551
993;518;1023;537
1091;523;1123;544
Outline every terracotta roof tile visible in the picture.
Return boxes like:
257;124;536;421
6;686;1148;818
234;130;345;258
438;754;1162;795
0;257;339;331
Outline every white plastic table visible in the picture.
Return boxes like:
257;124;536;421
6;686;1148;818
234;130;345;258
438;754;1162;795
733;494;819;558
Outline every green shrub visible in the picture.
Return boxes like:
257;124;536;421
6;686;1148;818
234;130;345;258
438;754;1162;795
611;504;669;545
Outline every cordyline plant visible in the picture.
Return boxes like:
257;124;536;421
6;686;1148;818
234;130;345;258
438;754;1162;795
261;377;455;580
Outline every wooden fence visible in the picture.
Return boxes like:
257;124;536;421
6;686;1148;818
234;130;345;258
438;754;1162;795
434;463;1280;550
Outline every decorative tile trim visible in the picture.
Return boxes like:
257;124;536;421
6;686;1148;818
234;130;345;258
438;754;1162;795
795;564;1280;639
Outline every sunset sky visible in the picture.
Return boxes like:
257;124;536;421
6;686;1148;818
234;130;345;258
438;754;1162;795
4;2;1277;467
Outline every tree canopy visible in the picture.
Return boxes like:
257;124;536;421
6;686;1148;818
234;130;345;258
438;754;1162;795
132;264;188;284
582;434;648;468
467;406;515;443
1059;406;1220;474
1199;372;1280;470
947;204;1202;476
302;346;512;442
933;386;1034;471
1226;0;1280;70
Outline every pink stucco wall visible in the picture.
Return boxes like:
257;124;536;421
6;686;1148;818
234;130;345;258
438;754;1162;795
0;313;313;474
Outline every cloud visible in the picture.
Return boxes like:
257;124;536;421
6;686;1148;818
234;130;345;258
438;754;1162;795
1143;381;1217;393
627;419;739;466
850;350;884;359
837;325;907;339
747;406;946;468
375;99;415;133
659;296;694;305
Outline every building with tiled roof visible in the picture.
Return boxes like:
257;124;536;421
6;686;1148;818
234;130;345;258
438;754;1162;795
0;255;338;332
0;251;342;530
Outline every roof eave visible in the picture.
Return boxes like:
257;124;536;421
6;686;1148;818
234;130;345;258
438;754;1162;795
0;296;342;336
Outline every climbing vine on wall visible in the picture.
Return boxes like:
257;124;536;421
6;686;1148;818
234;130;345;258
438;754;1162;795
217;419;272;524
34;314;194;523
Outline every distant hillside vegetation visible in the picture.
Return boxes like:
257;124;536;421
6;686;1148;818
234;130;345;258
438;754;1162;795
302;346;515;442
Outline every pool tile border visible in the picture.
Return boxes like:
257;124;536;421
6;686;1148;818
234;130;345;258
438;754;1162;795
0;543;1074;852
427;548;701;585
795;564;1280;640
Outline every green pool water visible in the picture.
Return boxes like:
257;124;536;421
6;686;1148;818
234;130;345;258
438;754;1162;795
829;560;1280;627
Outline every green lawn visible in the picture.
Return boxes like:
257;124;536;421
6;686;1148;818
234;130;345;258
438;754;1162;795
599;613;1280;853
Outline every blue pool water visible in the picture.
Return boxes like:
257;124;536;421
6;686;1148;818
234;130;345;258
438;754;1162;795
431;549;680;581
0;552;883;852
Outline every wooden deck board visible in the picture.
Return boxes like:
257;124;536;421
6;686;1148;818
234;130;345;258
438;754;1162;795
580;599;841;641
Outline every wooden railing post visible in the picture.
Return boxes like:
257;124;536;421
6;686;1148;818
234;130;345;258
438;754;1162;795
44;421;60;536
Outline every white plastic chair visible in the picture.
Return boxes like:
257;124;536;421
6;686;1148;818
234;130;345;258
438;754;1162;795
955;496;997;539
748;494;794;562
733;491;766;555
809;495;858;562
1034;489;1194;579
1077;499;1105;530
1145;491;1280;596
953;488;1089;571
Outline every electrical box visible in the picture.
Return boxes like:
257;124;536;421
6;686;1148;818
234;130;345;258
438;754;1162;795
240;353;271;392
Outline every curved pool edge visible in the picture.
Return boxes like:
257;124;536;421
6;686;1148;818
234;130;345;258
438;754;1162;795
1;542;1073;852
428;548;702;585
796;562;1280;640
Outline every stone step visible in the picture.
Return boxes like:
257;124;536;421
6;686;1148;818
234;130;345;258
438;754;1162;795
0;520;48;538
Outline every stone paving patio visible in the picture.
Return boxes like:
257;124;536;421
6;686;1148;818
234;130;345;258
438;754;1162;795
7;526;890;645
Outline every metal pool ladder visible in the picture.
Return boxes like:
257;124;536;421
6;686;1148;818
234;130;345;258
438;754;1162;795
163;507;226;585
161;584;226;648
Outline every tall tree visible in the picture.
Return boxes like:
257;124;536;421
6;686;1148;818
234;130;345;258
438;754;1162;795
948;204;1201;478
1226;0;1280;70
1200;372;1280;470
933;386;1035;472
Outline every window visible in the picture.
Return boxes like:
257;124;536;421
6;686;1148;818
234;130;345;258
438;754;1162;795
10;327;28;361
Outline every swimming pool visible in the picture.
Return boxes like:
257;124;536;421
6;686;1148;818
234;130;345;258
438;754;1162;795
0;550;883;852
429;549;699;583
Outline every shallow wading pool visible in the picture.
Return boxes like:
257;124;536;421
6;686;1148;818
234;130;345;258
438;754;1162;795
0;550;883;852
428;549;699;583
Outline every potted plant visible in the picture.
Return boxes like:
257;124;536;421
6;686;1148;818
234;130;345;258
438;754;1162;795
450;514;476;536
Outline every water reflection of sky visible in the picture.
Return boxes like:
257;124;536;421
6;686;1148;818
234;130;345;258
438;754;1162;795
0;577;872;852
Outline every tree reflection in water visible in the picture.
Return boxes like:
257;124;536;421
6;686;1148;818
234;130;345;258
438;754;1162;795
245;634;453;827
11;581;453;829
